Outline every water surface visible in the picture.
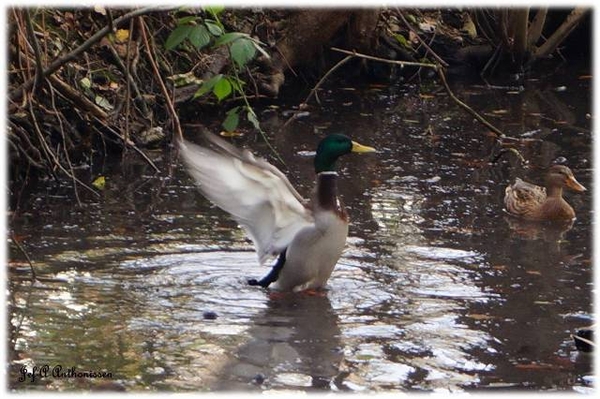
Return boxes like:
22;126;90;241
8;66;593;392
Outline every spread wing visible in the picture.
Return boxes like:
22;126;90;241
179;134;314;264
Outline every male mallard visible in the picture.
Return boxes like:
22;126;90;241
179;132;376;292
504;165;586;221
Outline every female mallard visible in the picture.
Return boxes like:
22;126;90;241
504;165;586;221
179;132;375;292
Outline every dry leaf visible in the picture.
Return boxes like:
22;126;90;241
92;176;106;190
115;29;130;44
461;14;477;38
219;131;244;137
526;270;542;275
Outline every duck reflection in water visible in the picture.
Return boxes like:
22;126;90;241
213;293;343;391
503;216;574;244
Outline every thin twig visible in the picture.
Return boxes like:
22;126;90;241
47;79;83;205
8;134;45;169
10;6;174;102
106;8;115;32
231;66;286;167
9;122;44;167
274;45;298;78
308;55;353;106
330;47;504;137
139;16;183;142
104;40;149;116
48;73;109;119
124;18;135;145
16;47;109;119
27;93;101;197
12;9;32;108
24;9;45;91
246;65;260;98
93;116;161;173
331;47;437;69
281;55;353;130
436;68;504;137
490;147;526;165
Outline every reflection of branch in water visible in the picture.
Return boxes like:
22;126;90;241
7;277;36;384
213;293;342;391
532;89;576;125
532;90;591;135
10;231;36;282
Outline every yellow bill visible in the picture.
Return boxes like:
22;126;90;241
351;141;376;153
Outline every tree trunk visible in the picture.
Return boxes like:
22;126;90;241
533;7;589;60
258;9;380;97
508;8;529;65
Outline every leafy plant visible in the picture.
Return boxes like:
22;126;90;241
165;7;270;132
164;15;222;51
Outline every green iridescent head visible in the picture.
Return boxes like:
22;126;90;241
314;134;376;173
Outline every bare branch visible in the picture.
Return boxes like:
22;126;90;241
330;47;504;137
527;8;548;48
10;6;174;102
24;9;45;91
533;8;589;60
139;17;183;142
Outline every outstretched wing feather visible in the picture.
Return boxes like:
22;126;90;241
179;138;313;264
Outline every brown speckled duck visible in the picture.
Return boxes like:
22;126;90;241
504;165;586;221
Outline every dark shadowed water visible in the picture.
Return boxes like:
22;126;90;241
8;65;593;392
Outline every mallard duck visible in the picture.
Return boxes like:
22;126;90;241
504;165;586;221
179;132;376;292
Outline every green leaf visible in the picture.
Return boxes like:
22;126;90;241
228;77;244;94
204;5;224;18
213;32;248;47
193;74;223;99
79;77;92;90
205;20;223;36
165;25;193;50
230;37;257;68
247;108;260;130
213;77;232;101
177;16;198;25
95;95;113;111
226;106;240;115
393;33;411;48
222;108;240;132
189;25;211;49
